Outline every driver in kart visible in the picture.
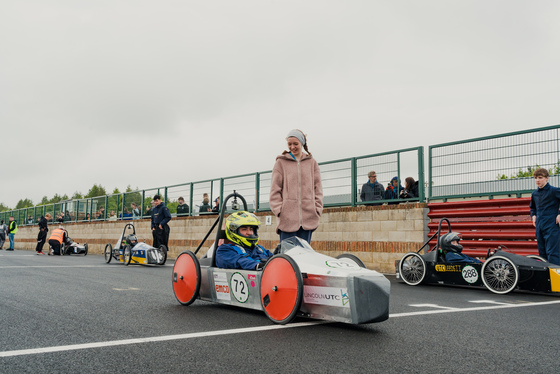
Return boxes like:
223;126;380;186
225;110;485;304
440;232;481;263
216;211;273;270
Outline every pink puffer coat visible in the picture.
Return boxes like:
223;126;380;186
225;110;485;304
269;153;323;233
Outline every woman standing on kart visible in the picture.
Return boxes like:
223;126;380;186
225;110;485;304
270;129;323;244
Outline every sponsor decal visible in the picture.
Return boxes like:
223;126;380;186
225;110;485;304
325;260;360;269
214;272;230;300
303;286;350;308
248;274;256;281
462;265;479;284
230;273;249;303
435;264;461;272
215;281;230;300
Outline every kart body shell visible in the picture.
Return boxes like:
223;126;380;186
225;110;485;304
396;218;560;294
104;223;167;266
61;237;88;256
172;192;390;324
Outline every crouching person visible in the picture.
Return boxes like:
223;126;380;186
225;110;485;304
48;226;68;256
216;211;272;270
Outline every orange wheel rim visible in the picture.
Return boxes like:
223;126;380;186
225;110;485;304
260;256;301;322
173;252;199;304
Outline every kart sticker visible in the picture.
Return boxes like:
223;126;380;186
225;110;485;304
214;272;230;301
435;264;461;272
230;273;249;303
303;286;350;308
325;260;360;269
462;265;479;284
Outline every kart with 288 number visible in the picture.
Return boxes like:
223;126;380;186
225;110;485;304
396;218;560;294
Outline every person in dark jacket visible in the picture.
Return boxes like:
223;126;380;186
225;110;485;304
211;196;220;214
216;211;272;270
36;213;51;255
151;195;172;249
199;194;212;214
176;197;190;216
401;177;419;199
360;171;384;206
384;176;403;204
530;168;560;265
0;220;7;249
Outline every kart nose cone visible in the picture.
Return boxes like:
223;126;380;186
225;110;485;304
350;274;391;324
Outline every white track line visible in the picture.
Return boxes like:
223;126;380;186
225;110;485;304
0;321;325;358
1;300;560;358
390;299;560;317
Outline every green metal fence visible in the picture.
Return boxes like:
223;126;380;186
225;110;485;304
429;124;560;200
1;146;424;226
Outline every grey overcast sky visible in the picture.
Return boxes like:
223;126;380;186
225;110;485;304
1;0;559;209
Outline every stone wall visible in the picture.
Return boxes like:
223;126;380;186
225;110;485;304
13;203;428;273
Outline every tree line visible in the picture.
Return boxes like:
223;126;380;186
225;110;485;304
0;184;139;212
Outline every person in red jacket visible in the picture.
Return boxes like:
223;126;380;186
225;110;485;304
269;129;323;244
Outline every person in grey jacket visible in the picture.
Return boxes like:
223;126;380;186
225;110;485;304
270;129;323;244
360;171;384;206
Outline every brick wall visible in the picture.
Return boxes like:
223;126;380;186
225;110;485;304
12;203;428;273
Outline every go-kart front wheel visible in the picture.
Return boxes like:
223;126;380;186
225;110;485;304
158;245;168;265
260;254;303;325
83;243;88;256
104;244;112;263
526;254;547;262
481;255;519;294
172;251;201;306
336;253;366;268
399;252;426;286
123;245;132;266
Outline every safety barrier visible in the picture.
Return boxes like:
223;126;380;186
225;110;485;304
426;197;536;257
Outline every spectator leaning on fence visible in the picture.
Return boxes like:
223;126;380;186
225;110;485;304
401;177;419;199
360;171;384;206
530;168;560;265
177;197;190;216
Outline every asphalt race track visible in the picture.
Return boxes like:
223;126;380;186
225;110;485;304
1;250;559;373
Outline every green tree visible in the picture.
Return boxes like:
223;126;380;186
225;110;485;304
15;198;34;209
0;202;10;212
40;196;49;205
85;184;107;198
49;194;63;204
72;191;83;199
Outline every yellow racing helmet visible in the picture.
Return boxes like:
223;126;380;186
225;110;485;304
225;211;260;248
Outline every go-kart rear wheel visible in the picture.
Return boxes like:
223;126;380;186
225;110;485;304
336;253;366;268
123;245;132;266
104;244;112;263
399;252;426;286
481;255;519;294
158;245;168;265
172;251;201;306
84;243;88;256
260;254;303;325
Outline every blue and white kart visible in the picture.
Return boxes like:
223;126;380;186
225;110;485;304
104;223;167;266
172;192;390;325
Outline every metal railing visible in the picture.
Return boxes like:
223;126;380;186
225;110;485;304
0;146;424;226
429;124;560;200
